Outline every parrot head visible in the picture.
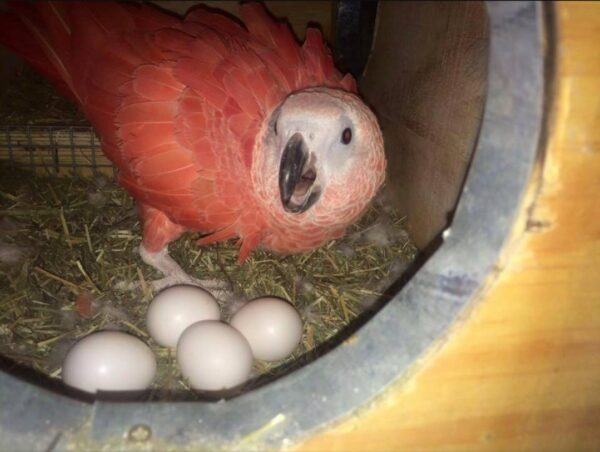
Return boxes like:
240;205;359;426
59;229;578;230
252;87;386;253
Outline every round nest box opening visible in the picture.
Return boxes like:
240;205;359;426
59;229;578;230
0;1;548;449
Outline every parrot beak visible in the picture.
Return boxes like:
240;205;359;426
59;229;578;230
279;133;321;213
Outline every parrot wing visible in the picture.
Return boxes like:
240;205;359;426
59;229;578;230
0;1;358;261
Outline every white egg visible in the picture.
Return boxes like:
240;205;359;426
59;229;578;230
62;331;156;393
230;297;303;362
146;285;221;347
176;320;253;391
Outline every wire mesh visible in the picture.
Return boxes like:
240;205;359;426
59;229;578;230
0;125;115;177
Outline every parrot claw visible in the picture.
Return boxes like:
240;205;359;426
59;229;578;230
148;274;230;295
137;245;232;297
114;276;230;299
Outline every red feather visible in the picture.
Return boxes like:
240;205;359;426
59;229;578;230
0;1;371;259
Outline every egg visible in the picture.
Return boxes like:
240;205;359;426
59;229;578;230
146;285;221;347
62;331;156;393
176;320;253;391
230;297;303;361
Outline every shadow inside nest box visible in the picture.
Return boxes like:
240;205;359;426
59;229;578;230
0;354;93;403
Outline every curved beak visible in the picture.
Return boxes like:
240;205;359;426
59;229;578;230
279;133;321;213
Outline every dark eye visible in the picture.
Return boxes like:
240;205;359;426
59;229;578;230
274;121;278;136
341;127;352;145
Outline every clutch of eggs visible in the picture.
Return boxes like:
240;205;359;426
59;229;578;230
60;286;305;394
174;296;304;391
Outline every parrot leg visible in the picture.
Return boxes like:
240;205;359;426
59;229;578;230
138;245;228;293
133;205;231;295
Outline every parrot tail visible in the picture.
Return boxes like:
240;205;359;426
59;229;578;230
0;1;78;102
0;1;180;139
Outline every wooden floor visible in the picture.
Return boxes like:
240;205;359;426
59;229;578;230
297;3;600;451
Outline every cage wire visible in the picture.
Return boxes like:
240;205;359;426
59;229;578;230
0;125;116;177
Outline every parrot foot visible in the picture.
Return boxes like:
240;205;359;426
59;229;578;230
148;274;229;295
137;245;231;296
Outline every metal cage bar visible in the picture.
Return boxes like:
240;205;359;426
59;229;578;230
0;125;113;176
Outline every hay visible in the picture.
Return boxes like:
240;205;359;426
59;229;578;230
0;161;416;398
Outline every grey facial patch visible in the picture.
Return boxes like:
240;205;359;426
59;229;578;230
269;105;282;136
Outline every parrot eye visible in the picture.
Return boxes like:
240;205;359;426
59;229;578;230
274;121;278;136
341;127;352;145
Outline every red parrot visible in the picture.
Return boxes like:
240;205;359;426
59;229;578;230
0;2;386;289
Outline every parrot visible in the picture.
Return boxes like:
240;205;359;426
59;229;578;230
0;1;386;290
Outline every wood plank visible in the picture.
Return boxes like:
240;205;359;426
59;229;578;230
360;1;488;249
297;2;600;450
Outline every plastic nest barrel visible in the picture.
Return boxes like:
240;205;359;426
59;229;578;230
0;1;548;450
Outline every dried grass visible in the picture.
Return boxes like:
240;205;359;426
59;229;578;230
0;161;416;399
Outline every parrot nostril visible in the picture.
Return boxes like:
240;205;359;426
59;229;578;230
309;132;315;141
